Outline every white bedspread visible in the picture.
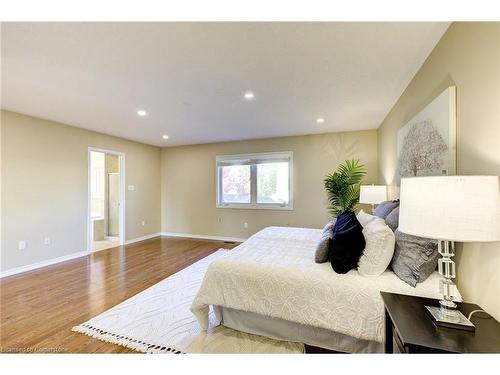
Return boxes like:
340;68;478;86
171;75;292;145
191;226;456;343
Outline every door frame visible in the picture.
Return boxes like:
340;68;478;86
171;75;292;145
87;147;126;253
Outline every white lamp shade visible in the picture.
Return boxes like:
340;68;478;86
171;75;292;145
399;176;500;242
359;185;387;205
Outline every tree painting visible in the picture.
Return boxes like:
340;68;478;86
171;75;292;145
398;120;448;178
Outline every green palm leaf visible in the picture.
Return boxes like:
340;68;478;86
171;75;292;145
324;159;366;218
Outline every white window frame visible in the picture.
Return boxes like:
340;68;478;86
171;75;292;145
216;151;294;210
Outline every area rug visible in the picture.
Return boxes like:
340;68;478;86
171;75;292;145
72;250;304;354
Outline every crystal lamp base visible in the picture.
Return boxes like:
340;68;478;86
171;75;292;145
426;240;475;332
425;306;475;332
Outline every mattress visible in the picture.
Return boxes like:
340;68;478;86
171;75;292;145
191;226;457;344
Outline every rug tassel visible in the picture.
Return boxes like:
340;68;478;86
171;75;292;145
72;324;185;354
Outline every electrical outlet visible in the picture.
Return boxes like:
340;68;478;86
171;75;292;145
141;220;145;226
18;240;26;250
44;237;51;245
243;222;248;229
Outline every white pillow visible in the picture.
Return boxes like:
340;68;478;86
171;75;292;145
356;209;378;227
358;219;395;276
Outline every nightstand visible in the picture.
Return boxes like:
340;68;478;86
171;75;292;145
381;292;500;353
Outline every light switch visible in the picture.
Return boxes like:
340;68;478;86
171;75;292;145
127;185;135;191
44;237;51;245
18;240;26;250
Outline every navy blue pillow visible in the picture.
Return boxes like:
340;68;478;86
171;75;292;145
328;210;366;274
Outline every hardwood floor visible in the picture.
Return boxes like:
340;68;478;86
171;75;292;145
0;236;238;353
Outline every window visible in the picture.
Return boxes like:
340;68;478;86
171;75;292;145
216;152;293;209
220;164;251;204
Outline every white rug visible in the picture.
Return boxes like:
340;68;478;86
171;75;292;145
72;250;304;354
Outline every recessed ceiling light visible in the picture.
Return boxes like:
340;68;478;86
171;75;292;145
243;91;255;100
137;109;147;117
162;134;169;140
316;117;325;124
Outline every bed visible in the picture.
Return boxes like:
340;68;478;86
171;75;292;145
191;226;457;353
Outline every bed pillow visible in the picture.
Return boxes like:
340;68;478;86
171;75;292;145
328;211;365;274
314;219;336;263
373;200;399;220
390;229;439;287
358;219;395;276
356;209;378;227
385;206;399;232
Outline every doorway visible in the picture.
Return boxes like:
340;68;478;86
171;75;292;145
88;148;125;253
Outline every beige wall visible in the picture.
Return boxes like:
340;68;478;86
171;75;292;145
2;110;377;271
377;23;500;320
1;110;162;271
161;130;378;239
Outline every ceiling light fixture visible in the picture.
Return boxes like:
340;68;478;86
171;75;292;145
316;117;325;124
162;134;169;140
137;109;147;117
243;91;255;100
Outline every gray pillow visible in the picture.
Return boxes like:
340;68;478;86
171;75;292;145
373;200;399;219
391;229;439;287
385;206;399;232
314;220;336;263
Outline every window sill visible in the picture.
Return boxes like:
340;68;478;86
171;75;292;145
216;204;293;211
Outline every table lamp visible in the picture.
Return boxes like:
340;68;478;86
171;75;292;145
399;175;500;331
360;184;387;212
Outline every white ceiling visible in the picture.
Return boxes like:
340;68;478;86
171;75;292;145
1;22;449;147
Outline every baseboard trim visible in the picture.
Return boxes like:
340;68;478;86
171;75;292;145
161;232;247;243
0;251;88;278
0;232;236;278
0;232;162;278
124;232;162;245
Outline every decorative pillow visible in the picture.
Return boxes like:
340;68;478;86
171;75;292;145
356;209;378;227
373;200;399;220
390;229;439;287
328;211;366;274
322;220;336;232
385;206;399;232
314;220;336;263
358;219;395;276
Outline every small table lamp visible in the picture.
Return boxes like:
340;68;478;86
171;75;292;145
399;175;500;331
360;184;387;212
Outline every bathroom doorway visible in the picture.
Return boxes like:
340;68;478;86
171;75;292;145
88;148;125;253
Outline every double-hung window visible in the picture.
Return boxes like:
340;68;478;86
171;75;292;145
216;151;293;210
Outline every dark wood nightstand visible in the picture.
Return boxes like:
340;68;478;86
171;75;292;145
381;292;500;353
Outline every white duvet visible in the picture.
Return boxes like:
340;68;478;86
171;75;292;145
191;226;455;343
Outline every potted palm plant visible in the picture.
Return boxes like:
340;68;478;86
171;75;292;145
323;159;367;274
324;159;366;217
